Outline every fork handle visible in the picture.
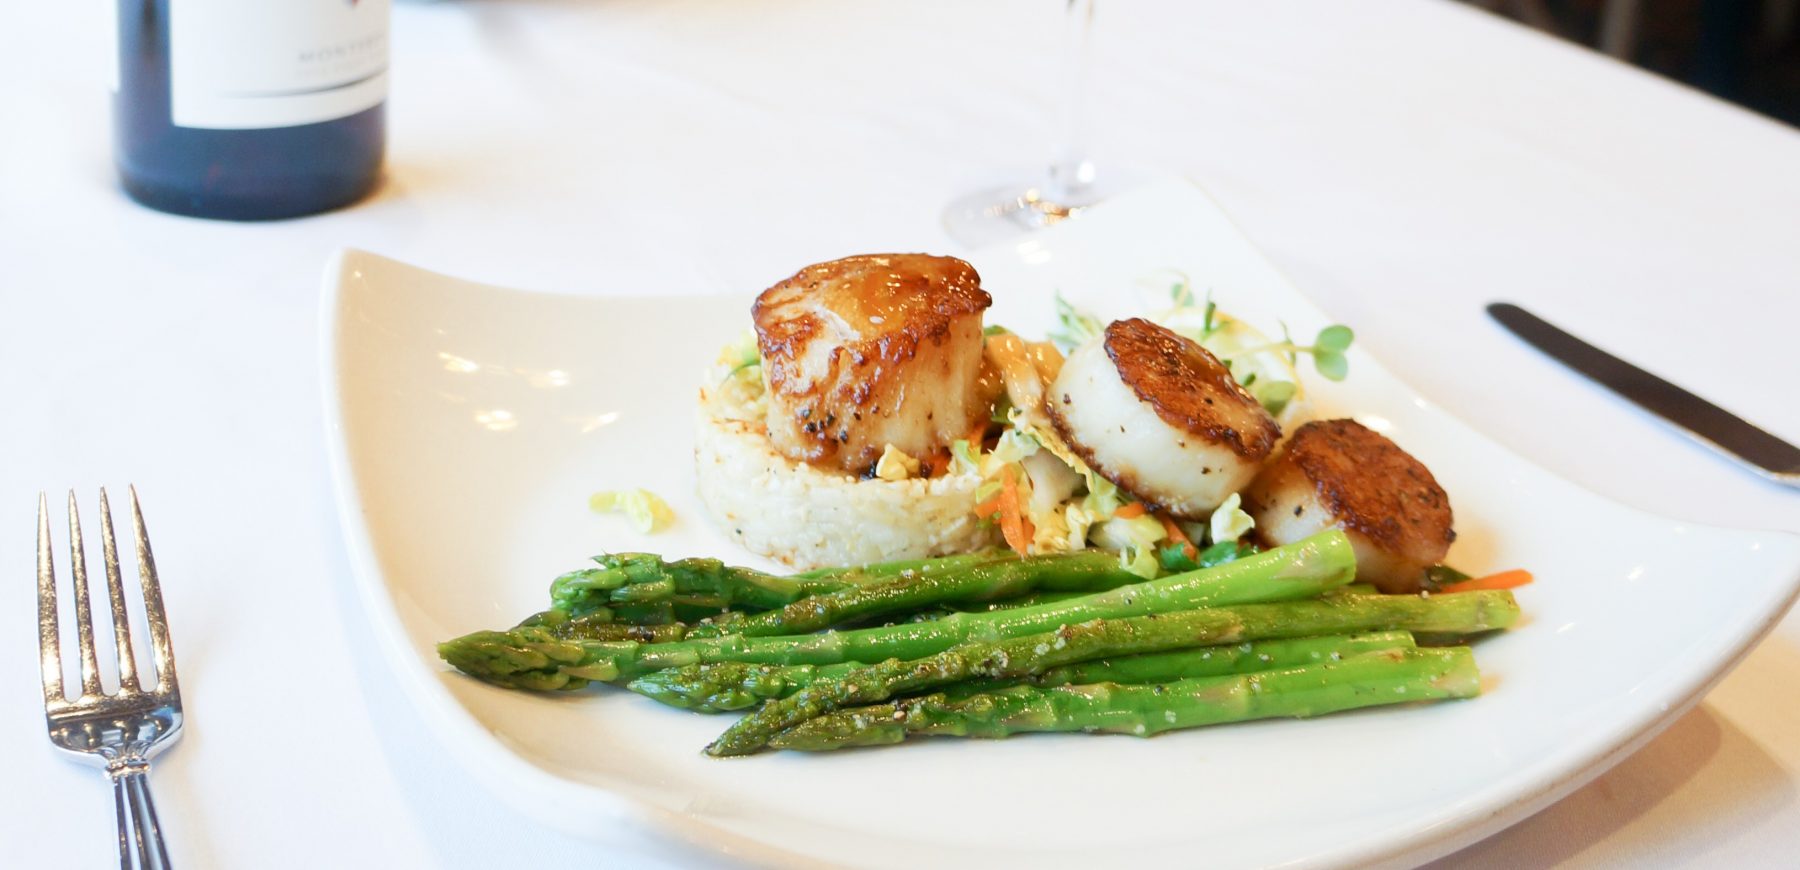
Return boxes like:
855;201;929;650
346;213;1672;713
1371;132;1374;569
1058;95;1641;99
109;764;172;870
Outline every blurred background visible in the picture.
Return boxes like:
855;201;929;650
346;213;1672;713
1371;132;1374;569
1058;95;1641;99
1466;0;1800;125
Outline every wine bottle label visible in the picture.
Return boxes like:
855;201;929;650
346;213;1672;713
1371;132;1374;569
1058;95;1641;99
169;0;389;130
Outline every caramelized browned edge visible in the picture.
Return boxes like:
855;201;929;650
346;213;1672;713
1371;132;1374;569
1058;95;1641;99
1283;419;1455;553
1102;318;1279;461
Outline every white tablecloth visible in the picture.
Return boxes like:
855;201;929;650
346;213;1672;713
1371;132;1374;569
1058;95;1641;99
4;1;1798;866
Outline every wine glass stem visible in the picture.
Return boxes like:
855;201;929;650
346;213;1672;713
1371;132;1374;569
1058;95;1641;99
1046;0;1096;206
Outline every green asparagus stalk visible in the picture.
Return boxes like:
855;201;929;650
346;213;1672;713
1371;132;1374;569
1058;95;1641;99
893;590;1098;627
550;555;848;617
627;631;1416;713
439;530;1358;690
681;551;1142;639
792;551;1010;581
433;626;597;691
706;590;1518;756
958;590;1094;612
1030;630;1416;686
559;550;1135;625
516;609;688;644
767;646;1480;751
571;598;739;626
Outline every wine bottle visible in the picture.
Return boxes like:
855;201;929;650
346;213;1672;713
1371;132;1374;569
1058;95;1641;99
112;0;390;220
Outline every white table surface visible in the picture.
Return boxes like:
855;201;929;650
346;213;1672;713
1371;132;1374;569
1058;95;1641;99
4;1;1799;866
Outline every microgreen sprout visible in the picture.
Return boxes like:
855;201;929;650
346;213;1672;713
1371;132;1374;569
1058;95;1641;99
1248;380;1298;416
718;334;762;385
1199;292;1220;342
722;358;759;383
1166;278;1222;342
1168;277;1198;310
1217;323;1355;382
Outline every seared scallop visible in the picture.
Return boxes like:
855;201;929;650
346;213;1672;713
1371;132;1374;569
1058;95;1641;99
753;253;995;474
1242;419;1455;593
1047;318;1280;519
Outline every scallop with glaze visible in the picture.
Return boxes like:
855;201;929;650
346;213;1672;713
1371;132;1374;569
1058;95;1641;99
1046;318;1280;519
1241;419;1455;593
753;253;996;474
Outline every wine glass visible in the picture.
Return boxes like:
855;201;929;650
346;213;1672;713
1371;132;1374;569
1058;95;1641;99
943;0;1105;247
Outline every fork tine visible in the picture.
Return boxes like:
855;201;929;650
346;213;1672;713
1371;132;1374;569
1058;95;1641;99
36;492;64;706
66;491;105;698
129;486;178;695
99;488;140;694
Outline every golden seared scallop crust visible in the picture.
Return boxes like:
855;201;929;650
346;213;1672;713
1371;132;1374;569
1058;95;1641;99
752;253;995;472
753;254;989;363
1103;318;1279;461
1279;420;1453;551
1242;419;1455;592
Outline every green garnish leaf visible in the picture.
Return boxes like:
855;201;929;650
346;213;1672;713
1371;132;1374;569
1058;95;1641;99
1170;279;1197;309
1200;290;1219;340
720;358;760;385
1250;379;1298;416
1315;324;1355;353
1313;350;1349;382
1157;539;1256;573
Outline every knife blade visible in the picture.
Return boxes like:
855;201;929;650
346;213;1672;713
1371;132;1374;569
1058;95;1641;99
1487;302;1800;489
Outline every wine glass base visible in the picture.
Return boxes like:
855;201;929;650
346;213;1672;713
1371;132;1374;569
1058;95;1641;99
941;183;1096;248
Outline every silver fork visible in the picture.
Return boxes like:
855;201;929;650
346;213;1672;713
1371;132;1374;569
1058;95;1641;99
38;487;183;870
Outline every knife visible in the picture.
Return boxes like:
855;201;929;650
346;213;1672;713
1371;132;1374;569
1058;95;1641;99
1487;302;1800;489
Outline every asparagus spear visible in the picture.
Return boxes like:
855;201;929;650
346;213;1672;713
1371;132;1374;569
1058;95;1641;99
1031;630;1416;686
439;530;1357;689
957;590;1093;613
706;590;1518;756
767;646;1480;751
681;551;1142;639
516;609;688;644
795;550;1013;581
560;550;1135;625
627;632;1416;713
435;626;600;691
550;556;850;617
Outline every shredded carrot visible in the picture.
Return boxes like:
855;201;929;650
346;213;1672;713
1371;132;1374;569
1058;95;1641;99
1157;512;1199;560
1113;502;1147;519
972;494;1002;517
1439;569;1534;594
996;466;1035;555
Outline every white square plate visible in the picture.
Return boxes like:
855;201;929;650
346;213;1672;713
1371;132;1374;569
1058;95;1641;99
321;182;1800;868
